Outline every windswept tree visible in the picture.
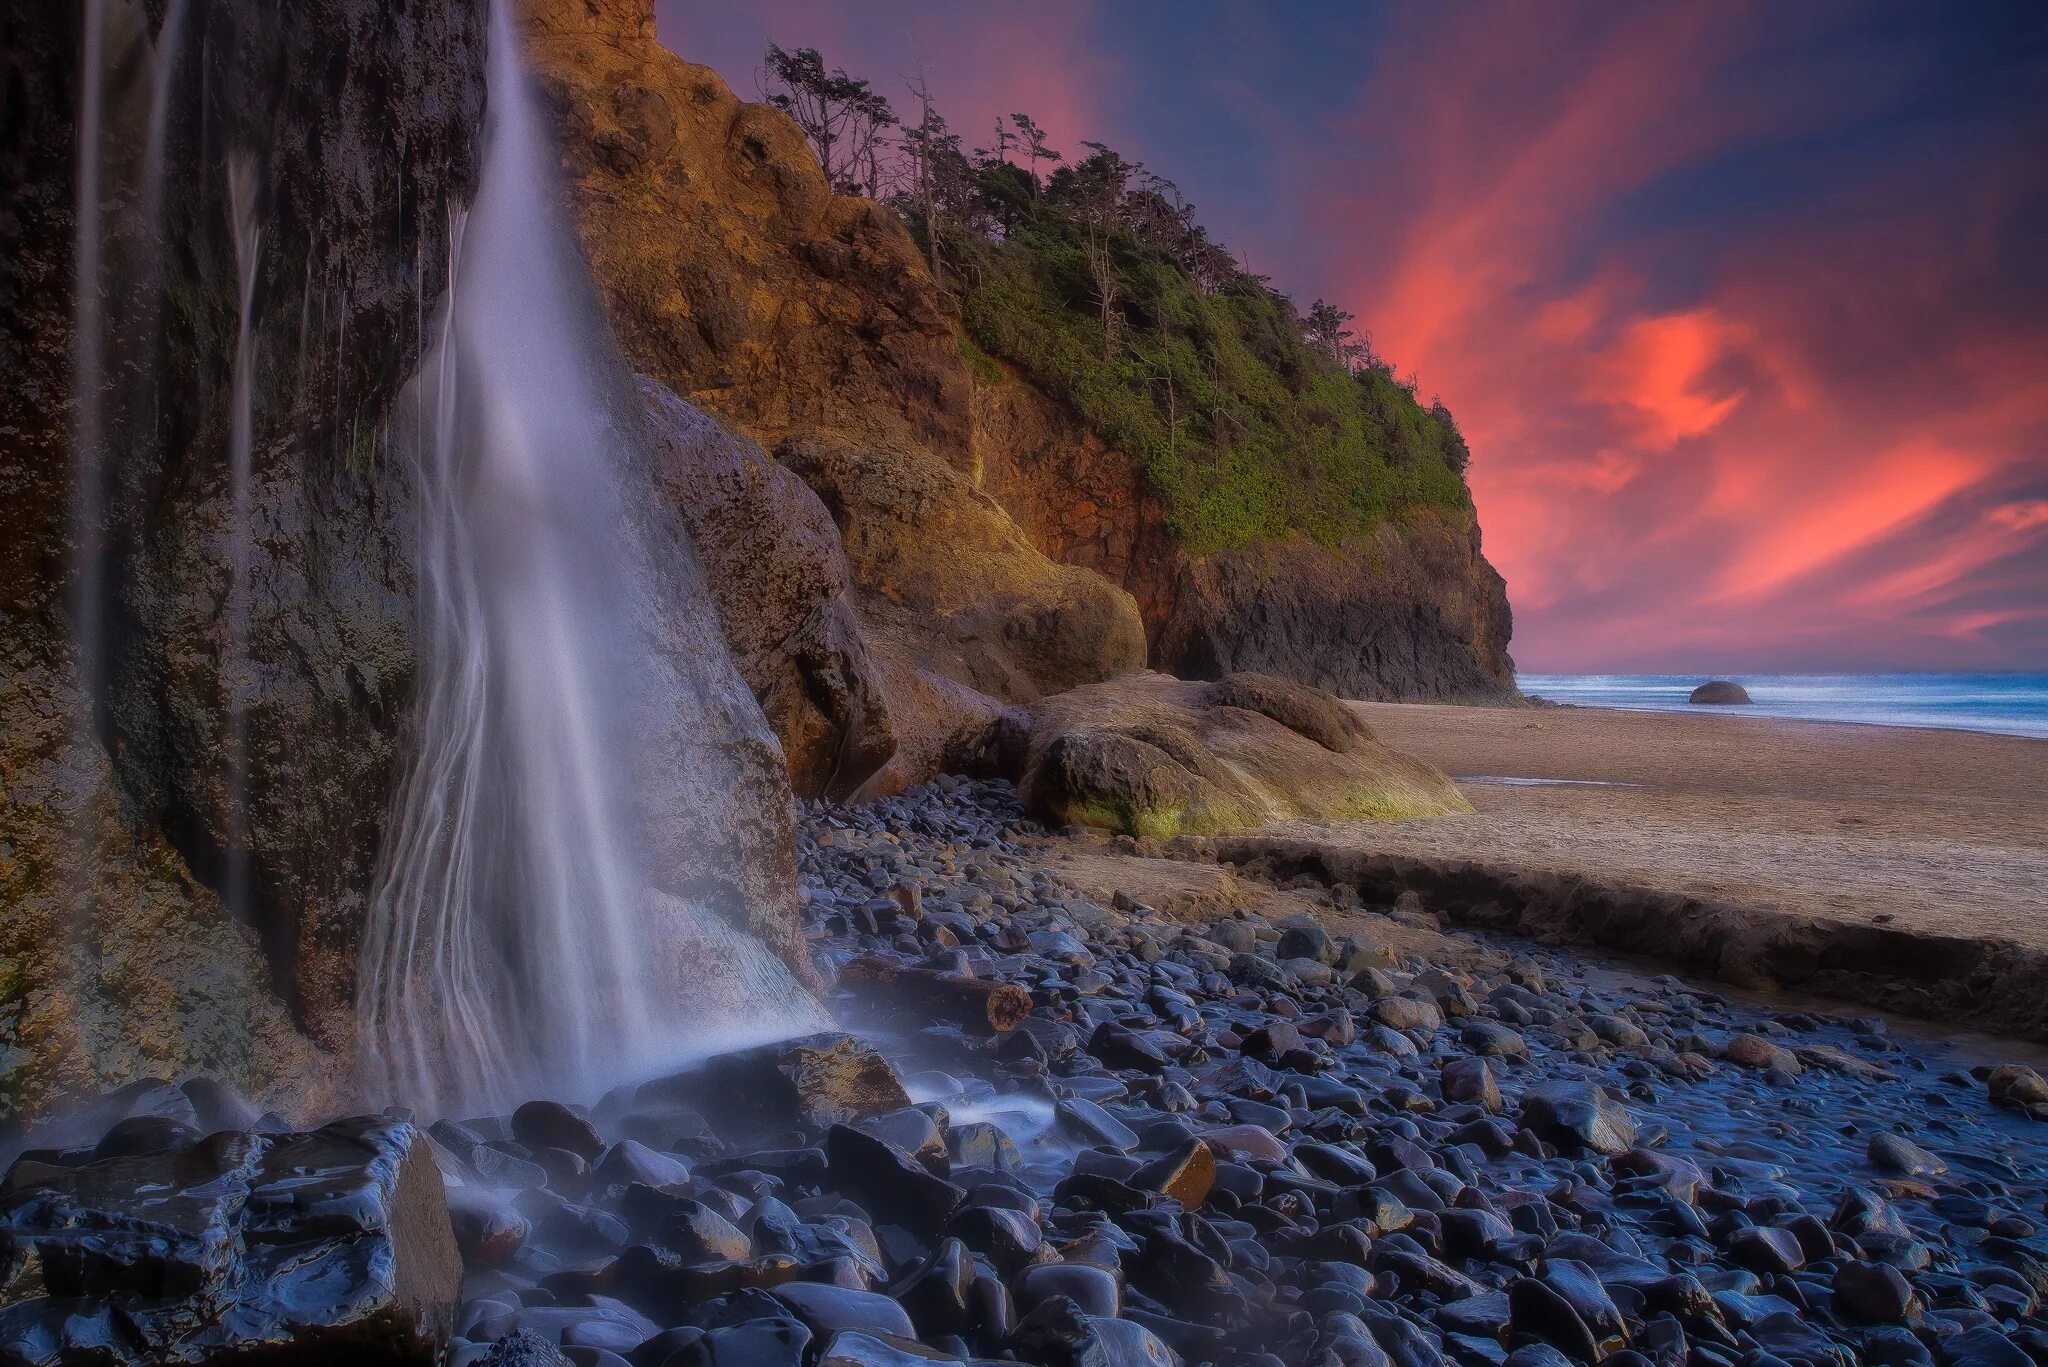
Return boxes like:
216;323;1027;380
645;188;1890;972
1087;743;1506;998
1051;142;1142;357
761;44;899;197
1303;298;1374;371
1009;113;1062;187
899;65;974;282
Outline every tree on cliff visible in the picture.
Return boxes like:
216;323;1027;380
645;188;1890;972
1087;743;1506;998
1010;113;1062;186
761;44;898;198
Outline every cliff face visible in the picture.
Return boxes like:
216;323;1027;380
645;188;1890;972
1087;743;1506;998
1;0;813;1116
524;0;1516;733
1;0;489;1114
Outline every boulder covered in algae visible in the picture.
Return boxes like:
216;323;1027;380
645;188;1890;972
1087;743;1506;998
1020;671;1471;838
0;1110;460;1364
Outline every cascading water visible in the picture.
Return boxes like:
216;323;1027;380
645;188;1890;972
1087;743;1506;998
223;151;263;921
358;0;827;1116
71;0;109;711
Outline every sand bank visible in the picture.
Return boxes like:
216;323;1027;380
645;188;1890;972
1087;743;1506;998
1169;701;2048;1037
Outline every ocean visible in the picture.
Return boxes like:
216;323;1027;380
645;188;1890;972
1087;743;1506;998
1514;673;2048;740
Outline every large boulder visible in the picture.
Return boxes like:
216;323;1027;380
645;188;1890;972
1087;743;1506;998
0;1113;461;1363
1019;672;1470;838
641;379;894;799
776;433;1147;704
1688;680;1751;705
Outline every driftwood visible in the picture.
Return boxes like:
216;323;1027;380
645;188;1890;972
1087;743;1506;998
840;956;1032;1034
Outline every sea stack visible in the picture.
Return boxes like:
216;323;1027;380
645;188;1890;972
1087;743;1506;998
1689;679;1752;705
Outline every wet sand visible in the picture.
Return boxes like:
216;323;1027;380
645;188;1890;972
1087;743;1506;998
1169;701;2048;1036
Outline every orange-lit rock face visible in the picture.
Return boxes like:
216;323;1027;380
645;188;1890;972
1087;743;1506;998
523;0;971;461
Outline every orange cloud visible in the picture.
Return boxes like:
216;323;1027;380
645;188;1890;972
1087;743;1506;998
1593;310;1752;448
1710;442;1986;603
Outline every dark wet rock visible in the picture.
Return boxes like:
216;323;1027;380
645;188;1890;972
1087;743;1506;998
646;1034;911;1138
769;1283;916;1342
593;1139;692;1189
1866;1131;1947;1178
1013;1261;1123;1319
1727;1226;1807;1274
480;1329;575;1366
1986;1065;2048;1119
891;1238;976;1338
0;1116;459;1363
650;1197;753;1265
1090;1021;1170;1073
670;1316;813;1367
1441;1057;1504;1112
1461;1021;1529;1059
1687;681;1750;705
1055;1098;1140;1151
1277;923;1337;966
851;1107;950;1174
1835;1260;1919;1323
815;1330;976;1367
825;1125;965;1235
1009;1295;1176;1367
1518;1081;1636;1155
513;1101;607;1163
1722;1034;1801;1075
950;1203;1044;1273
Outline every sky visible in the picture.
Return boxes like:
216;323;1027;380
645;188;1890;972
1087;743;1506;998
654;0;2048;673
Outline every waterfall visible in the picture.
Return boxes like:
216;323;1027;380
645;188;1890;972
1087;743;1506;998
358;0;826;1116
72;0;109;710
222;151;263;921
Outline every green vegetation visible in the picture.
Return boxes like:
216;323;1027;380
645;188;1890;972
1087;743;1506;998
764;50;1476;556
954;217;1473;553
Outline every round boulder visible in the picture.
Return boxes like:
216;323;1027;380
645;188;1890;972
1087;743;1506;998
1688;680;1751;705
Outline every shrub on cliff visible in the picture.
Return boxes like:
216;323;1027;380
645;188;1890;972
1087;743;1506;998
759;51;1477;559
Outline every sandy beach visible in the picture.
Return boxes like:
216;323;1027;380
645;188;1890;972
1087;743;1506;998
1164;700;2048;1035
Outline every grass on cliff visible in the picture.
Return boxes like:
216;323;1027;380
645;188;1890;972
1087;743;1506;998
947;217;1474;556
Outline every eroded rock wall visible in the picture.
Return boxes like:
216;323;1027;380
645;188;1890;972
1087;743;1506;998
524;0;1516;719
2;0;485;1116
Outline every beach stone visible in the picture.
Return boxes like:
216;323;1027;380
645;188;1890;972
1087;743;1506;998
672;1317;812;1367
1013;1262;1122;1318
824;1125;965;1235
770;1283;916;1341
1130;1139;1216;1207
1442;1057;1504;1112
512;1101;606;1162
1374;997;1443;1033
1010;1296;1174;1367
0;1116;459;1363
1688;680;1750;704
479;1330;574;1366
1518;1080;1636;1155
1723;1034;1801;1074
1835;1260;1919;1322
1987;1066;2048;1118
1277;923;1337;965
1727;1225;1806;1274
815;1331;966;1367
1867;1131;1947;1178
645;1034;911;1136
1088;1021;1169;1073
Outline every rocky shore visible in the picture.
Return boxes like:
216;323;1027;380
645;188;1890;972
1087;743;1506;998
6;781;2046;1367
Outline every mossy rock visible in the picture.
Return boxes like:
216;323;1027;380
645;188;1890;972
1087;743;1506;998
1020;672;1469;838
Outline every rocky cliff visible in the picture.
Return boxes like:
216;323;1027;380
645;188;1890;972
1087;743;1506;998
521;0;1517;763
0;0;809;1118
